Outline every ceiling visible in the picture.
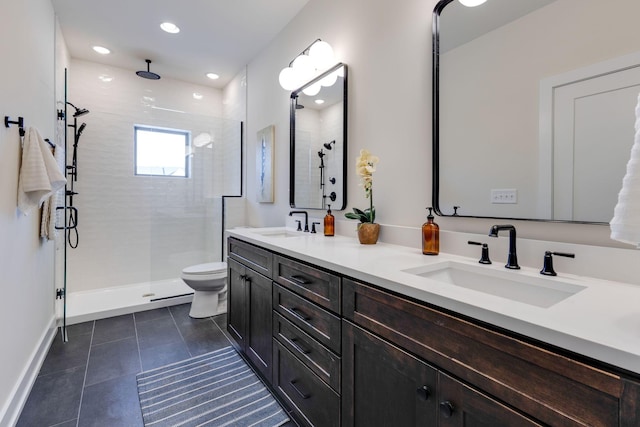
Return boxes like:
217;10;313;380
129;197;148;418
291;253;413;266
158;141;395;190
52;0;310;88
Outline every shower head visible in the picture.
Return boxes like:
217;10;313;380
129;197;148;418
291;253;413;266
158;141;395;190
74;108;90;117
75;123;86;142
136;59;161;80
323;140;335;150
66;101;90;117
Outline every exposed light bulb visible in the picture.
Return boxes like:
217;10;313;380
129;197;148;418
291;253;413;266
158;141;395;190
309;40;335;71
278;67;298;91
303;82;321;96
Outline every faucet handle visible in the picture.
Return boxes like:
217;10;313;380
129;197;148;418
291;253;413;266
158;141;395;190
295;220;302;231
311;222;321;233
540;251;575;276
468;241;491;264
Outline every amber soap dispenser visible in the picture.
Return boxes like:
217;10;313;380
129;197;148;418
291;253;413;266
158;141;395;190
324;204;335;236
422;207;439;255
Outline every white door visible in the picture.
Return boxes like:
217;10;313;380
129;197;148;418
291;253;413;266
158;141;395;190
544;54;640;222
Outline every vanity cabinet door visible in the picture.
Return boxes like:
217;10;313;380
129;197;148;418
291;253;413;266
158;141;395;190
227;258;247;348
227;257;273;380
438;373;542;427
244;267;273;380
342;320;438;427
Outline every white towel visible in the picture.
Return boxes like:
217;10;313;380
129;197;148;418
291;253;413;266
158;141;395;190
17;127;67;215
610;93;640;248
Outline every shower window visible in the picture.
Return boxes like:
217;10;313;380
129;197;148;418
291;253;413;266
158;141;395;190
134;125;190;177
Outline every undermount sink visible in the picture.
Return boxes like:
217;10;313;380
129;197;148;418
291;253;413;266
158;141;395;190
402;261;586;308
250;228;305;238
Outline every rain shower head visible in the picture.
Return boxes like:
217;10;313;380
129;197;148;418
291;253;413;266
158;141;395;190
323;140;335;150
137;59;161;80
66;101;90;117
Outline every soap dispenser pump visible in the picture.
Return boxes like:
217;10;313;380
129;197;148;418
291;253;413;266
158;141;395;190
422;207;439;255
324;204;335;236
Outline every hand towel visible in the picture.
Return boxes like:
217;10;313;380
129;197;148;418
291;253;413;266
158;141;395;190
17;127;67;215
610;92;640;248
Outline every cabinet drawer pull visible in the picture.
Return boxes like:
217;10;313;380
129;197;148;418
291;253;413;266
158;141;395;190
439;401;454;418
289;337;311;354
416;385;431;401
289;307;310;322
290;274;311;285
290;380;311;399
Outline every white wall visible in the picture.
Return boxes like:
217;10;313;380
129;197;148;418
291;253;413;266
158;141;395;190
0;0;59;423
245;0;640;254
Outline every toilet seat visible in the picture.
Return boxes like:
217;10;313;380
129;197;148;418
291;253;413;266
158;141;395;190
181;262;226;279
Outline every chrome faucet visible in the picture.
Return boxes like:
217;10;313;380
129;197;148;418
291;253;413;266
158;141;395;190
289;210;309;232
488;224;520;269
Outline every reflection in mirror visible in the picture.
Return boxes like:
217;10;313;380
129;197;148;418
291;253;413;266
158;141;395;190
290;63;347;210
433;0;640;223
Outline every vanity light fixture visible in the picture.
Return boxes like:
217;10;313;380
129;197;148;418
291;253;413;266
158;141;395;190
92;46;111;55
459;0;488;7
278;39;337;91
206;72;220;80
160;22;180;34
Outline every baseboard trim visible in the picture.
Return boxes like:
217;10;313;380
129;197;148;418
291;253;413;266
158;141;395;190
0;316;57;427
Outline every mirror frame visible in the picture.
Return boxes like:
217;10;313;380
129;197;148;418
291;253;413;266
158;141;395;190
289;62;348;210
431;0;606;225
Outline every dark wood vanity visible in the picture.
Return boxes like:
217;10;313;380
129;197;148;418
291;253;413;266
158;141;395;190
227;236;640;426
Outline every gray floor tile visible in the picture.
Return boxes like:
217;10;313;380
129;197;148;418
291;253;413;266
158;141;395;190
39;329;91;376
65;321;94;339
133;307;171;323
77;373;143;427
139;340;191;371
92;314;135;346
182;324;232;356
135;315;183;350
51;419;78;427
16;366;85;427
85;337;140;387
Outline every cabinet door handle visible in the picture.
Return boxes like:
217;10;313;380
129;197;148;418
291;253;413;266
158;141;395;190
289;337;311;354
290;274;311;285
289;307;310;322
439;401;454;418
290;380;310;399
416;385;431;401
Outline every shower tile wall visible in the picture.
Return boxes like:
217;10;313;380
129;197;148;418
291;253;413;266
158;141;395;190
66;59;244;294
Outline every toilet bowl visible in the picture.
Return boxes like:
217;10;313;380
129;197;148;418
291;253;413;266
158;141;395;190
181;261;227;318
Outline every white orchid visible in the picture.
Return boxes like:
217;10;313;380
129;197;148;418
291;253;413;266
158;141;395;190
346;149;379;223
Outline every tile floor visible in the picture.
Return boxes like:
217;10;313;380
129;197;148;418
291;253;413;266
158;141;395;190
16;304;295;427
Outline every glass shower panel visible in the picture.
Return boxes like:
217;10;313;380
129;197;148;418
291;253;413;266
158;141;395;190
147;111;241;300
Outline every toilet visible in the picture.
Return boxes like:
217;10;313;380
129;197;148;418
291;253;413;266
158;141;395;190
181;261;228;318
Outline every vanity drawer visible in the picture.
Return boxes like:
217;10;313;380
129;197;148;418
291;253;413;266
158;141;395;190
273;311;341;392
273;254;341;314
273;339;340;427
273;284;341;354
343;278;624;427
228;237;273;278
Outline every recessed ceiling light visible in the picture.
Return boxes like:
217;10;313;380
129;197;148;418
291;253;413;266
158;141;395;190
193;93;203;100
98;74;113;82
160;22;180;34
206;73;220;80
92;46;111;55
315;99;325;105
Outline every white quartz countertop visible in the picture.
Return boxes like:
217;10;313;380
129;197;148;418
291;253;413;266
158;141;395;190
228;227;640;375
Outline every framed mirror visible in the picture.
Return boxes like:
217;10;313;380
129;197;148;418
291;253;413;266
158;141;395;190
433;0;640;223
290;63;348;210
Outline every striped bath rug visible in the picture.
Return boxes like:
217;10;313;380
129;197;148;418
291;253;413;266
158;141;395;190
136;346;290;427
